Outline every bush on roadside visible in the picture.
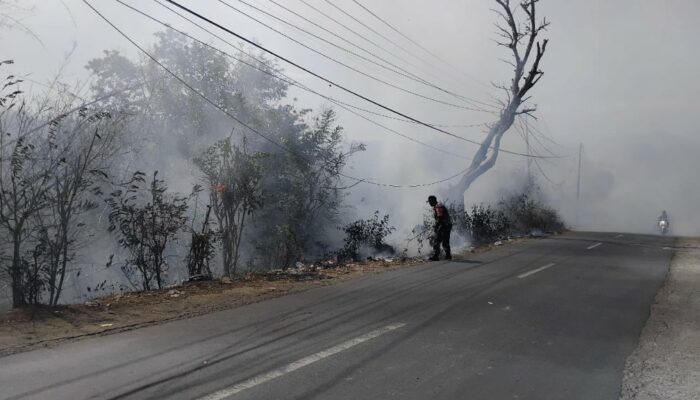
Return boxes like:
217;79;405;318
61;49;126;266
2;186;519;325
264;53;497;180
446;188;565;246
338;212;396;262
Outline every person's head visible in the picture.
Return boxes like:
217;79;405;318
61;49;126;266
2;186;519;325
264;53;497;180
427;195;437;207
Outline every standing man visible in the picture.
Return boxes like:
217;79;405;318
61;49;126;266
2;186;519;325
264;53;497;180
427;195;452;261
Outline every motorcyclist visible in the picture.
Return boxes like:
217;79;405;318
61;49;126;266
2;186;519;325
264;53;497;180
427;195;452;261
658;210;670;233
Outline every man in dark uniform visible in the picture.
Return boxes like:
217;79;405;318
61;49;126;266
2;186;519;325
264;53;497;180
427;195;452;261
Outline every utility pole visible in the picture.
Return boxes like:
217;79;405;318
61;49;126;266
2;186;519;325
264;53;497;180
576;143;583;226
576;143;583;200
524;121;534;189
526;124;532;182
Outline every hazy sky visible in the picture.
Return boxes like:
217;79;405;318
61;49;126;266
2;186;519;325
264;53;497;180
3;0;700;235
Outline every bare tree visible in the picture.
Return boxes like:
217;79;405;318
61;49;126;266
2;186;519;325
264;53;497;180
449;0;549;204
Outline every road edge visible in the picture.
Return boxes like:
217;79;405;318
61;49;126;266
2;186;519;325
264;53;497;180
619;237;700;399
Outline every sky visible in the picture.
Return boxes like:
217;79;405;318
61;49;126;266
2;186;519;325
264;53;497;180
2;0;700;236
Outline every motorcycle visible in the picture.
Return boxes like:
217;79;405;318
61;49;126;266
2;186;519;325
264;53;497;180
658;219;669;235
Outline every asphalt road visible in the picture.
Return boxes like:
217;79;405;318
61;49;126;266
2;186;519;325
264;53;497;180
0;232;675;400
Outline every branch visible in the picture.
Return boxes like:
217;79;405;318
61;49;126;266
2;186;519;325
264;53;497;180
518;39;548;98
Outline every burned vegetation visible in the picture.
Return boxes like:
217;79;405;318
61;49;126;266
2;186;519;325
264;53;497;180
0;32;383;309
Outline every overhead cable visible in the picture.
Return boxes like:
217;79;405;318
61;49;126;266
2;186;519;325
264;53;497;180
163;0;564;159
348;0;493;90
124;0;470;160
83;0;472;188
217;0;490;113
254;0;496;111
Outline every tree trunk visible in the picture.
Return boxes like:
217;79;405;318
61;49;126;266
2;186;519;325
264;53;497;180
449;107;516;205
11;231;25;308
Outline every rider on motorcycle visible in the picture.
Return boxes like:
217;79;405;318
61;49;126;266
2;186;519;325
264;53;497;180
658;210;670;233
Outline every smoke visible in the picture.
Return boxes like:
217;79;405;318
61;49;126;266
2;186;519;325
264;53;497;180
3;0;700;311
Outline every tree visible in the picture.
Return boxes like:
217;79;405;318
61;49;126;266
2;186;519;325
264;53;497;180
195;137;264;277
184;204;217;280
106;171;188;290
37;109;121;306
449;0;549;204
250;109;364;269
87;31;363;272
0;75;67;308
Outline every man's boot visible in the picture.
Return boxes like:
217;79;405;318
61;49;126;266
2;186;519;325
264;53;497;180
429;254;440;261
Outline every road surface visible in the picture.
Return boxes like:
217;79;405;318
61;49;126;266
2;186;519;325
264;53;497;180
0;232;674;400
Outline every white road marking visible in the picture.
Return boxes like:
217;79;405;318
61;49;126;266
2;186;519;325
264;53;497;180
616;234;624;238
587;242;603;250
198;323;406;400
518;263;556;279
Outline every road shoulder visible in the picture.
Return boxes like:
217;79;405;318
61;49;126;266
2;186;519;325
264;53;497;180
620;238;700;399
0;258;424;357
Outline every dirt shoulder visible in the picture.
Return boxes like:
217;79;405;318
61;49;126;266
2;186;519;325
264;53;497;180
620;238;700;399
0;258;425;357
0;235;535;357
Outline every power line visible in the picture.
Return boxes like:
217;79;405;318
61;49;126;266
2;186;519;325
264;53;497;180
163;0;561;160
523;116;575;151
348;0;492;90
323;0;434;72
150;0;487;130
155;0;488;130
125;0;469;160
517;117;561;159
295;0;425;81
83;0;471;189
216;0;490;113
324;0;494;96
516;120;576;187
244;0;496;112
154;0;488;130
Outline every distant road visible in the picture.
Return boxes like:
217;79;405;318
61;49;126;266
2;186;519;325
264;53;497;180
0;232;674;400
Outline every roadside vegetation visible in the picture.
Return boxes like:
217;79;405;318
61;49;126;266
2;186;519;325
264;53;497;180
409;183;565;253
0;0;559;311
0;33;385;309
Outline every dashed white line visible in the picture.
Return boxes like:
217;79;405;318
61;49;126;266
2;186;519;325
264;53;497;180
518;263;556;279
197;323;406;400
616;234;624;238
587;242;603;250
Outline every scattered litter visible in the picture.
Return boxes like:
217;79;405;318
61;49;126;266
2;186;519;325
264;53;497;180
488;301;494;305
167;289;184;298
295;261;304;269
187;274;212;283
221;277;233;284
494;241;503;246
99;323;113;328
84;301;99;307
